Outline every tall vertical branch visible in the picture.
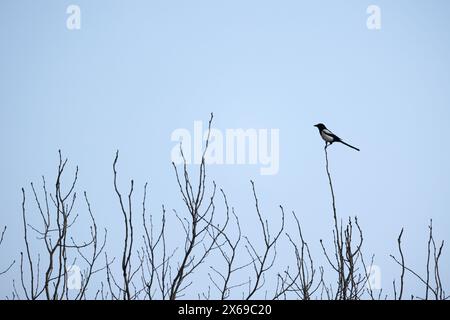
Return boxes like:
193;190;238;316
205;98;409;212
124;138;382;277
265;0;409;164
20;188;35;299
323;145;345;299
394;229;405;300
112;151;142;300
320;144;369;300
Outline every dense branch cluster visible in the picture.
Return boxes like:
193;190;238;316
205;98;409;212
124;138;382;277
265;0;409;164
0;114;447;300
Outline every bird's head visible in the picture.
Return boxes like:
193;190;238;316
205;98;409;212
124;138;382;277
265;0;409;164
314;123;326;130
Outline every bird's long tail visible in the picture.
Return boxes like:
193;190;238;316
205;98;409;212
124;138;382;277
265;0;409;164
340;140;360;151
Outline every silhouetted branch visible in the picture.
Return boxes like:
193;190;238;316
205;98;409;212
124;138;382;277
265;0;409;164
110;151;144;300
321;145;371;300
0;226;15;276
391;221;448;300
244;181;285;300
207;191;251;299
169;113;227;300
390;228;405;300
19;151;106;300
277;211;321;300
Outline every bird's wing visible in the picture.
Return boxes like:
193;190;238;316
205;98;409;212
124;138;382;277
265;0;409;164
323;128;336;138
323;128;333;135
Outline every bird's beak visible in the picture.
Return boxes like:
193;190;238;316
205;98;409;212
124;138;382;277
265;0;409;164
313;124;318;127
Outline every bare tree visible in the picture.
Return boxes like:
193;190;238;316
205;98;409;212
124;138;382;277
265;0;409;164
168;113;228;299
319;144;372;300
3;115;448;301
106;113;232;300
17;151;107;300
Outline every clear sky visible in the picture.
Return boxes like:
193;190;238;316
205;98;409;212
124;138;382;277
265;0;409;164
1;0;449;299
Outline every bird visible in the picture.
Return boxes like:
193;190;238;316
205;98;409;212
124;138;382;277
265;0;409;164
314;123;360;151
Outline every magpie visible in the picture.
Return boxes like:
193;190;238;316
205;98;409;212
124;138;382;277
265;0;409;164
314;123;360;151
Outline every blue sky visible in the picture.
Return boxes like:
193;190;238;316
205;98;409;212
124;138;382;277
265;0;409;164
1;0;450;299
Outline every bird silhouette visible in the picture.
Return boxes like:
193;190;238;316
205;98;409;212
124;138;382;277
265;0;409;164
314;123;360;151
